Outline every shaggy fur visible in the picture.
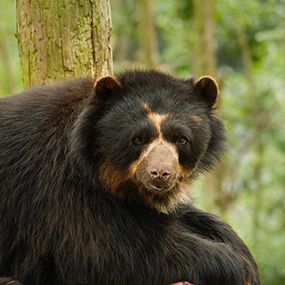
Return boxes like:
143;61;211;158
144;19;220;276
0;70;259;284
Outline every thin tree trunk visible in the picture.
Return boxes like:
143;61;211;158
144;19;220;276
112;0;129;62
251;143;264;244
192;0;216;76
0;37;14;94
191;0;229;216
236;24;264;242
16;0;113;88
138;0;159;68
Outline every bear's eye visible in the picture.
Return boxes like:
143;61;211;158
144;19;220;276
132;135;146;145
176;136;189;145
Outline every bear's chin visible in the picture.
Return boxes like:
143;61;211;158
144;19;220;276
133;181;191;214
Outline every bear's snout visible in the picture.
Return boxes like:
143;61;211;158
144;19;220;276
142;142;179;192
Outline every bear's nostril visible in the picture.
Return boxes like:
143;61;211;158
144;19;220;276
150;170;159;178
150;169;171;181
162;171;170;181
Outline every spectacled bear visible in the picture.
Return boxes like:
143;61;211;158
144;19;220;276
0;70;259;285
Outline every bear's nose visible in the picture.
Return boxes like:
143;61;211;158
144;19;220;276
149;169;171;182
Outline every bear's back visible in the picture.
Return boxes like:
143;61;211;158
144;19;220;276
0;77;94;123
0;77;94;148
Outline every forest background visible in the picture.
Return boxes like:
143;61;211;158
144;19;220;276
0;0;285;284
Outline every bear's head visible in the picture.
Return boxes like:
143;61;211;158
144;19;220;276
72;70;225;213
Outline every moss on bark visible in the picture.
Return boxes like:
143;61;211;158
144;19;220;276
16;0;113;87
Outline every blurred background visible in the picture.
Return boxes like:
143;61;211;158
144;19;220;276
1;0;285;283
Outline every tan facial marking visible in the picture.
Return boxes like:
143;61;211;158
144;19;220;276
148;112;167;137
191;115;203;124
142;102;152;113
129;138;178;176
99;159;128;191
178;164;192;178
100;102;195;212
137;181;191;214
142;102;167;137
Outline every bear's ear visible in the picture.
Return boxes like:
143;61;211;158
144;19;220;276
94;76;122;101
193;76;219;108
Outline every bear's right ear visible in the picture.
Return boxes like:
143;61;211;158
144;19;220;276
94;76;122;101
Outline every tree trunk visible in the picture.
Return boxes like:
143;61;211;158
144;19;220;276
0;37;14;95
138;0;159;68
191;0;229;216
16;0;113;88
192;0;216;76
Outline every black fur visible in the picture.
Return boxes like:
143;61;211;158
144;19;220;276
0;70;259;284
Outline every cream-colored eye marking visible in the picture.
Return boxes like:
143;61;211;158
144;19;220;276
191;115;203;125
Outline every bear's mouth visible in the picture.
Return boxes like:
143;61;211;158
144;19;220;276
134;169;181;195
144;181;176;194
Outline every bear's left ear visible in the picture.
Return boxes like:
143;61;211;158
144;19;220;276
94;76;122;101
193;76;219;108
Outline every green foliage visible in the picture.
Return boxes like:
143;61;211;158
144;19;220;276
0;0;22;95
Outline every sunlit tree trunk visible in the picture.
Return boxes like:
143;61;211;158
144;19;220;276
191;0;229;216
112;0;130;63
192;0;216;76
0;38;14;95
138;0;159;68
16;0;113;88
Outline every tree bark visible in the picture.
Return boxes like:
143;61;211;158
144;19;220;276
16;0;113;88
